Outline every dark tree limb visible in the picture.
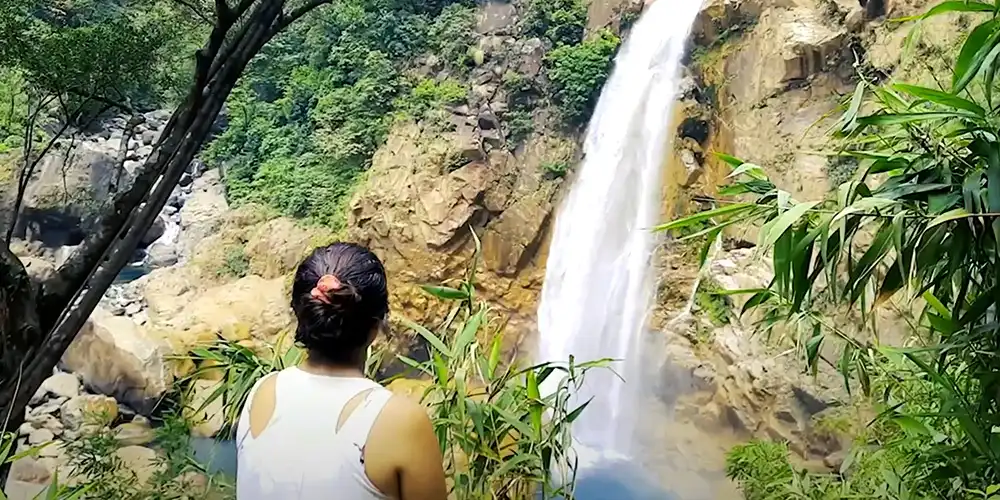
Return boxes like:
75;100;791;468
110;115;146;195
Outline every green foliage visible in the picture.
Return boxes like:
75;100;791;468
523;0;588;47
694;280;730;326
428;3;477;69
206;0;476;226
665;2;1000;496
541;160;570;179
504;109;535;149
0;410;231;500
725;441;795;500
217;245;250;278
179;333;304;438
0;0;194;112
394;78;468;120
546;29;621;127
400;236;609;499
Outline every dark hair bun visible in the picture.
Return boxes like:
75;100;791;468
291;243;389;364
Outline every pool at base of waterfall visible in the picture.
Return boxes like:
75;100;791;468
189;438;678;499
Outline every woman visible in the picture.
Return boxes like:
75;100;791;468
236;243;447;500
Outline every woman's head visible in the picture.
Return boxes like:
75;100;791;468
291;242;389;365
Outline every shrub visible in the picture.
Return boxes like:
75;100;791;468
217;245;250;278
546;29;620;127
0;411;232;500
541;160;570;179
504;109;535;149
428;3;477;69
523;0;588;47
394;78;468;120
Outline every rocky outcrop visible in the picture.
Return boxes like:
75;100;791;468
348;121;570;341
61;308;173;415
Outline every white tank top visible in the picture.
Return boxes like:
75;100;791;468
235;366;393;500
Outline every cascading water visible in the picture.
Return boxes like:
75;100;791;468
537;0;705;460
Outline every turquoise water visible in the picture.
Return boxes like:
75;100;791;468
189;439;676;499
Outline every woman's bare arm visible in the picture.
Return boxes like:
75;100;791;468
385;396;448;500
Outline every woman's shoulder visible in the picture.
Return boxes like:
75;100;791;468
376;391;433;434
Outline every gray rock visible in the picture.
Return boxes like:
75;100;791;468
124;159;143;175
178;173;194;187
114;421;155;446
27;428;54;446
141;130;156;145
188;159;208;178
477;111;501;130
481;128;503;149
162;205;178;216
18;423;34;437
146;243;178;269
128;139;140;151
125;302;143;316
60;394;119;432
108;305;127;316
141;216;166;246
137;145;153;158
29;398;66;417
40;372;81;399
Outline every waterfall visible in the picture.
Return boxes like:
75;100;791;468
536;0;704;459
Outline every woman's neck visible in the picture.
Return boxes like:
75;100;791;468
299;350;365;378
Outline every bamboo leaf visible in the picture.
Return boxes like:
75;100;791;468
420;285;469;301
893;0;995;22
761;201;819;249
401;317;452;357
455;308;485;357
954;19;1000;93
928;208;971;227
567;398;593;423
653;203;758;232
892;83;986;115
715;152;745;167
857;111;977;126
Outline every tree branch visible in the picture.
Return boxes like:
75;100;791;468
168;0;213;24
277;0;333;32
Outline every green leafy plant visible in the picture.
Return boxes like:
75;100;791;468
662;1;1000;496
541;160;570;179
0;432;90;500
546;29;621;127
523;0;587;47
217;246;250;279
179;334;304;438
428;3;477;69
394;78;468;121
399;233;609;499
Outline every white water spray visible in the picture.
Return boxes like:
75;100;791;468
537;0;704;459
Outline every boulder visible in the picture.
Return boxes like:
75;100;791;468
178;170;228;258
152;275;293;341
475;0;517;34
146;243;178;269
60;394;119;432
141;216;167;246
116;446;160;485
141;130;156;146
40;373;81;400
61;308;173;414
184;379;226;438
114;420;156;446
20;258;55;289
727;7;847;105
482;192;552;276
22;141;123;224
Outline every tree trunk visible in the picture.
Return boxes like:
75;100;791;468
0;0;313;445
